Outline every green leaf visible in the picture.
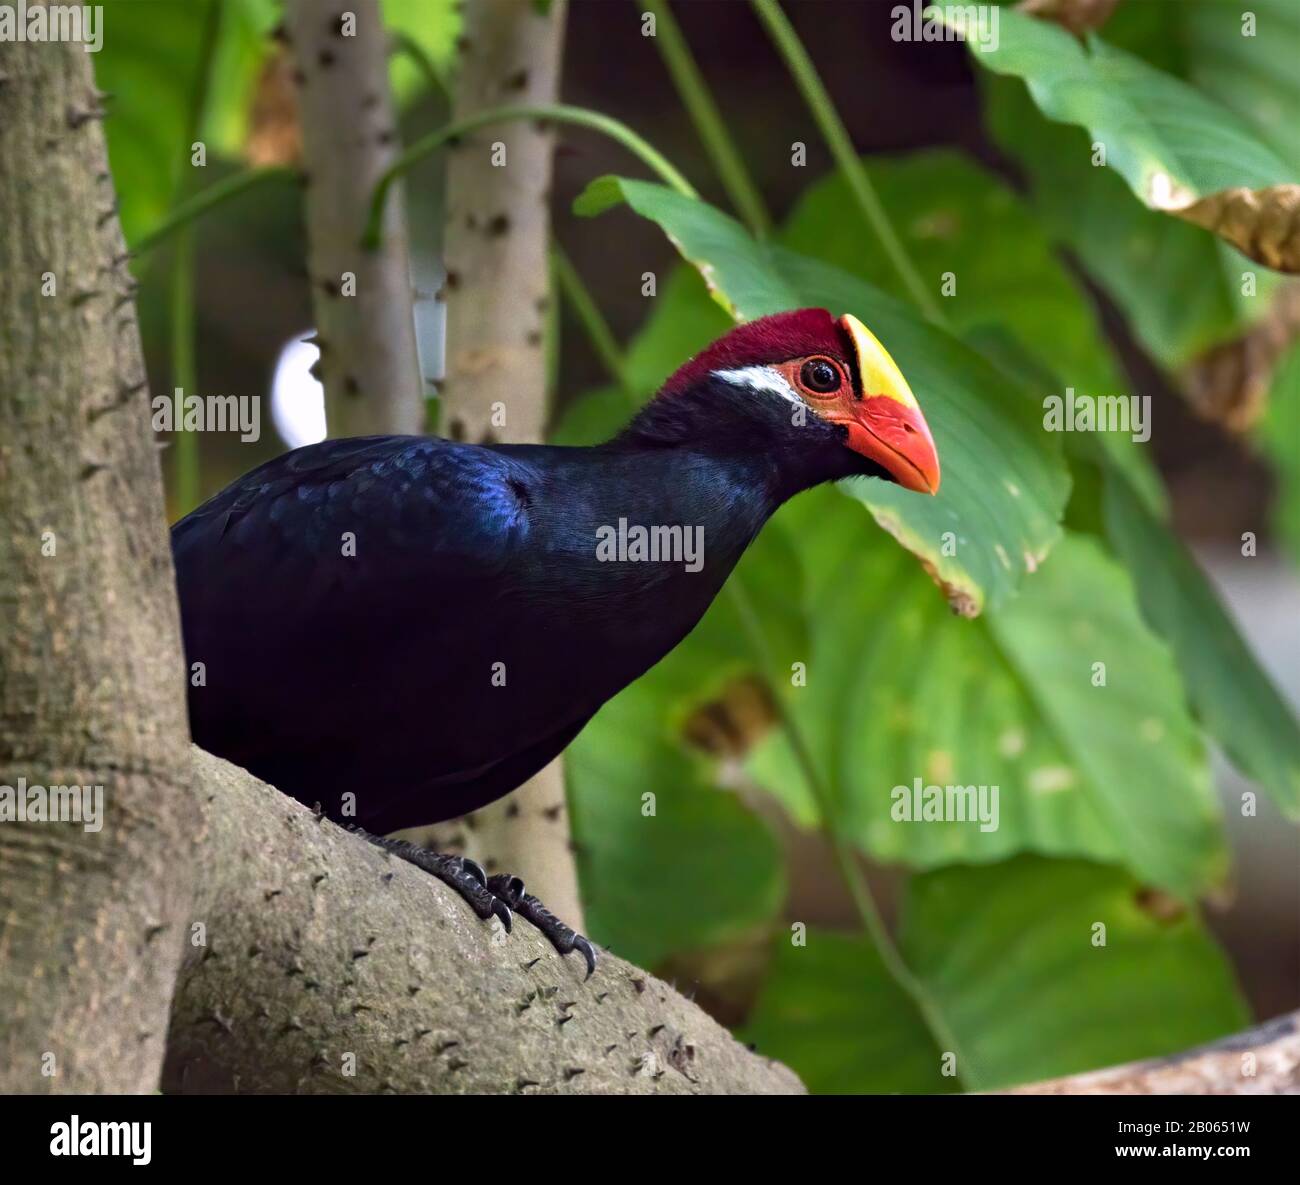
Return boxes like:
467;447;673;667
568;673;785;969
1104;0;1300;175
575;176;1070;614
744;929;947;1095
1102;466;1300;816
382;0;461;105
1257;341;1300;565
96;0;276;246
961;284;1300;818
549;384;636;447
908;857;1249;1088
986;534;1226;897
954;8;1299;272
203;0;281;155
746;857;1249;1093
960;319;1167;519
782;149;1123;402
985;74;1271;371
748;493;1225;897
963;269;1300;821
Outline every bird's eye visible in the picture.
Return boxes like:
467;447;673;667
800;358;840;394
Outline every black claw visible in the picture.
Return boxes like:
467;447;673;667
574;936;597;980
487;872;526;909
349;829;593;971
496;883;599;978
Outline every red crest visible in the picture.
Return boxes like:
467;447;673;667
661;309;850;398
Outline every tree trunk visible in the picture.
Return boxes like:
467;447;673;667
436;0;583;928
285;0;423;436
0;31;195;1092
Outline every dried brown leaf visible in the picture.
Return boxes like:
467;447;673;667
682;675;777;760
1182;281;1300;430
1017;0;1121;36
244;49;301;169
1174;185;1300;275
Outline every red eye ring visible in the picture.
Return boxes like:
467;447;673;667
799;357;840;394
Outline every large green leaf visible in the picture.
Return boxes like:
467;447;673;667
979;1;1300;374
748;490;1225;898
902;858;1248;1089
782;149;1123;402
986;533;1225;896
968;318;1299;818
985;75;1270;371
576;177;1070;614
1102;466;1300;817
955;8;1299;272
743;929;947;1095
745;857;1249;1093
1104;0;1300;174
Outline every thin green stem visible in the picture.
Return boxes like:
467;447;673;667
133;166;295;257
364;102;698;249
553;244;633;395
169;0;222;515
726;579;977;1090
643;0;773;238
750;0;944;324
389;30;449;105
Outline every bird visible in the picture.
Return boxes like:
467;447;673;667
171;307;940;977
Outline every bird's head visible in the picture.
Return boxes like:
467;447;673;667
634;308;940;496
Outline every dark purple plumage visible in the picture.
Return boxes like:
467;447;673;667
172;309;924;832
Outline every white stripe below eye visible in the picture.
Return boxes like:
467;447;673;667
712;365;804;408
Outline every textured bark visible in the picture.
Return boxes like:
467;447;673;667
436;0;583;928
1013;1011;1300;1095
285;0;422;435
0;33;195;1091
163;747;803;1095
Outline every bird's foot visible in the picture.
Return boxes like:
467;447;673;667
486;872;597;980
351;827;596;978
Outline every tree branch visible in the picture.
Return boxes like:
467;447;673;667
163;747;804;1095
1012;1012;1300;1095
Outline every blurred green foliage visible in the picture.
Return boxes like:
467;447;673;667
746;857;1248;1093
